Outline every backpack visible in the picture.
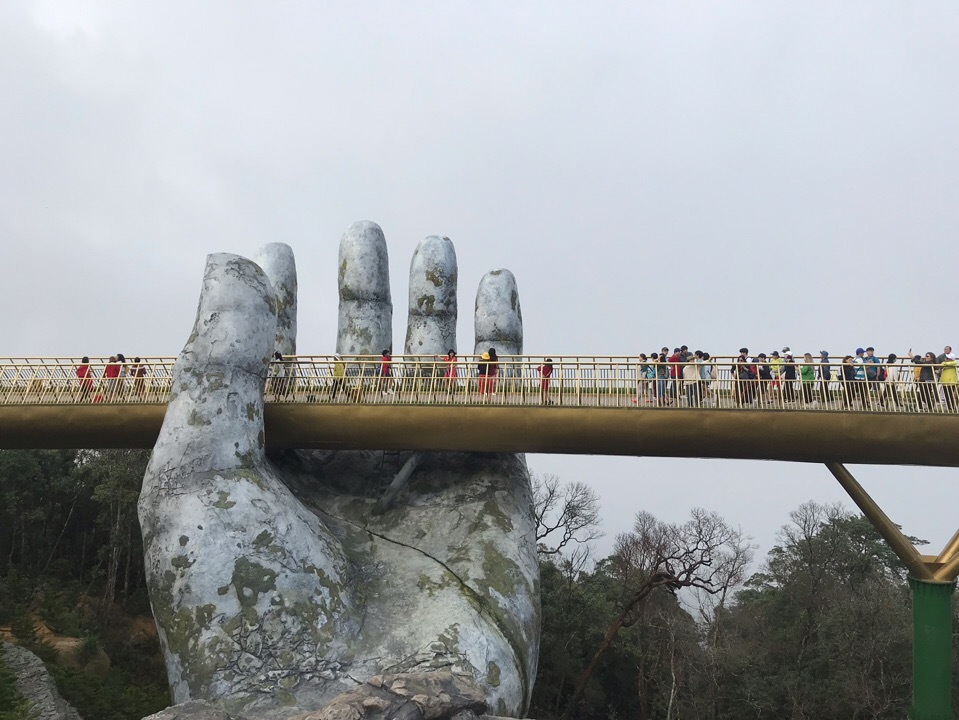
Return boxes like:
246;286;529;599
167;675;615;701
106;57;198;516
877;365;887;382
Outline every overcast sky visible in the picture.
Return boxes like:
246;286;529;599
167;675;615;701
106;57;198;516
3;1;958;562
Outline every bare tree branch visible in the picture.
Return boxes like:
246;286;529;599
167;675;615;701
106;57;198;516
532;473;604;557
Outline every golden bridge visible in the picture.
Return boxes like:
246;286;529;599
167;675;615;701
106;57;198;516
2;354;958;467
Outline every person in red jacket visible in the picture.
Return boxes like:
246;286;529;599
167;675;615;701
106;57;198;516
75;356;94;400
443;350;458;400
667;348;682;402
103;355;121;399
379;350;394;395
537;359;554;405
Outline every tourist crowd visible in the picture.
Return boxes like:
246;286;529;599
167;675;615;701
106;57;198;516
637;344;958;411
68;344;959;411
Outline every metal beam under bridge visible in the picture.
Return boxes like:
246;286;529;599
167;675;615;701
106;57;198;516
3;404;959;467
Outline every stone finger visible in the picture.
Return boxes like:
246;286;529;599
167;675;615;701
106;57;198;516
473;269;523;356
337;220;392;355
405;235;458;355
253;242;297;355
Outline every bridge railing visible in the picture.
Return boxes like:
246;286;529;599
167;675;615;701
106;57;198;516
1;355;956;413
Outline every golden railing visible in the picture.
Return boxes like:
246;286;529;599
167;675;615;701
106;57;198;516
1;355;957;414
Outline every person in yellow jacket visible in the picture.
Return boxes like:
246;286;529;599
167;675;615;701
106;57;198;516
941;353;958;412
331;354;347;401
769;350;783;397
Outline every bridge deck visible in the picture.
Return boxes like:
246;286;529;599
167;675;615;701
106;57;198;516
3;355;957;466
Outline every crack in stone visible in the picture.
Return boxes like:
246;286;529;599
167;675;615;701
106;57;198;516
320;509;530;699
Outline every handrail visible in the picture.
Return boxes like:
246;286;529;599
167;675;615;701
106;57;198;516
0;355;957;414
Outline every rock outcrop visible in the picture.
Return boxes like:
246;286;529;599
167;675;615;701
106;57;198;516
1;641;83;720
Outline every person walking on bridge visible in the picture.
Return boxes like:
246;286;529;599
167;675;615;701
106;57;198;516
840;355;857;409
667;348;682;403
538;359;554;405
443;350;458;399
682;354;701;407
130;357;147;396
818;351;832;406
330;354;346;401
477;349;498;397
941;353;958;412
911;351;939;411
735;348;757;406
379;350;395;396
636;353;652;403
756;354;773;404
851;348;870;409
878;353;901;409
75;356;94;401
103;355;121;400
769;350;782;399
655;351;671;406
800;353;816;406
782;350;798;404
863;346;880;408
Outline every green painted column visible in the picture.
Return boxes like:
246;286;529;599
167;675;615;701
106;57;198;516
910;577;956;720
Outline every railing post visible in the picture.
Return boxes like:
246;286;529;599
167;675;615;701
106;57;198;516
909;577;955;720
576;361;582;406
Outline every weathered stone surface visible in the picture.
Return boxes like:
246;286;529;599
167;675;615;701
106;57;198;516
253;243;298;356
405;236;457;355
139;254;359;710
1;641;83;720
284;671;486;720
142;699;235;719
140;230;539;719
473;270;522;357
279;449;540;715
337;221;392;355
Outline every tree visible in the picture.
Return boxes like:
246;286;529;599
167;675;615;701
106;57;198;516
75;450;151;611
560;508;752;720
712;502;917;719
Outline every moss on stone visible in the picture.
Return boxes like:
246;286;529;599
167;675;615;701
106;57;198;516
416;294;436;313
231;558;278;609
187;408;211;427
479;541;523;601
486;660;501;687
212;491;236;510
480;499;514;533
416;572;455;598
171;555;195;570
252;530;274;549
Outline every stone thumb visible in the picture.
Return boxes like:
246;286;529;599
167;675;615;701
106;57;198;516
147;253;276;481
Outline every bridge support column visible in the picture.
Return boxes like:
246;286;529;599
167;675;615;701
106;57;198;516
909;577;955;720
826;463;958;719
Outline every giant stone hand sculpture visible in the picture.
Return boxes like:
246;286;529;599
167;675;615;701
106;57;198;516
138;222;539;719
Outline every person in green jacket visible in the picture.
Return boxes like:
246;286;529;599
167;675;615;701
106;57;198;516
800;352;817;406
